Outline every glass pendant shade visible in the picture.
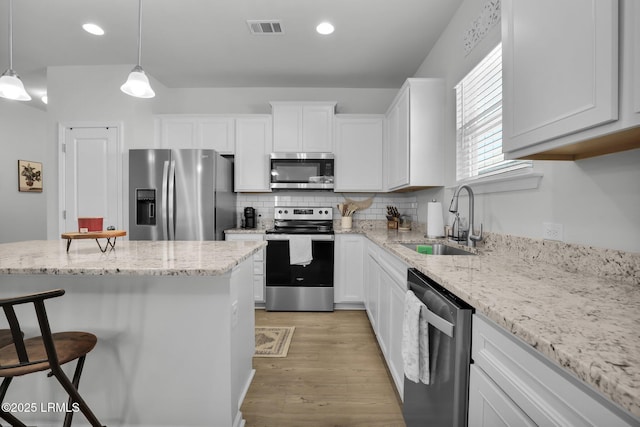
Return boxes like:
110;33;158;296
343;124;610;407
0;69;31;101
121;65;155;98
1;0;30;101
122;0;155;99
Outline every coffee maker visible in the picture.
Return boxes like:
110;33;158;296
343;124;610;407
243;207;256;229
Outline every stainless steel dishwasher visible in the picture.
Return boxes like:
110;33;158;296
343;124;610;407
404;268;474;427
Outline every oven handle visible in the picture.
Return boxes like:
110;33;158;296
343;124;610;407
266;234;335;241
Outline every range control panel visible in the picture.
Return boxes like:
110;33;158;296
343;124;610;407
274;207;333;221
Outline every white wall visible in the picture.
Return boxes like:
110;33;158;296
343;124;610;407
0;99;47;243
45;65;163;239
413;0;640;253
157;87;397;115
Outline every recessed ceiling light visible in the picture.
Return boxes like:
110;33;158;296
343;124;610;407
82;23;105;36
41;94;48;104
316;22;334;35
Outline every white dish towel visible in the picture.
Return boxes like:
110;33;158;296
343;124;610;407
402;290;431;384
289;236;313;266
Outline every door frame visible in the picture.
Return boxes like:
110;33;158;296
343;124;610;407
57;122;125;236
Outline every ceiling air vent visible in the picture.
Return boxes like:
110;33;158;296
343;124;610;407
247;20;283;35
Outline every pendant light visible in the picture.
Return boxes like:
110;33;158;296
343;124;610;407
0;0;31;101
121;0;155;98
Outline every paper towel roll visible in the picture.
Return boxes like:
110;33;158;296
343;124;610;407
427;201;445;238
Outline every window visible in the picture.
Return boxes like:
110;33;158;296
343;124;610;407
455;43;531;182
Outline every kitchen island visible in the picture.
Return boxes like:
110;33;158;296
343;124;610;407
0;239;266;427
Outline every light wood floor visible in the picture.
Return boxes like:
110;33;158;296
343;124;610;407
241;310;405;427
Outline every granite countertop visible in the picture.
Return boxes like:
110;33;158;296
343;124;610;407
0;239;266;276
342;227;639;419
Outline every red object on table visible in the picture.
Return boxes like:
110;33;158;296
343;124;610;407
77;217;103;232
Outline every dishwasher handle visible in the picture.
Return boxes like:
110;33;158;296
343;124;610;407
421;305;454;338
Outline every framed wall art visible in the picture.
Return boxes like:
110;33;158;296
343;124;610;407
18;160;43;192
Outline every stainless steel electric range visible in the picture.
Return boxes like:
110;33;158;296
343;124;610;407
265;207;334;311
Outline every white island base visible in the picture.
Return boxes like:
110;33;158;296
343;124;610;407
0;258;255;427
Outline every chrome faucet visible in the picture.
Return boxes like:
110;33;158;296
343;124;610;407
449;185;483;248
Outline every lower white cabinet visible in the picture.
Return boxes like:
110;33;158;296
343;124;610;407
363;239;407;399
469;365;536;427
334;234;365;305
364;242;380;330
470;314;639;427
224;233;265;303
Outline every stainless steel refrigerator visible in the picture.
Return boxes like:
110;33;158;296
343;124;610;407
129;149;235;241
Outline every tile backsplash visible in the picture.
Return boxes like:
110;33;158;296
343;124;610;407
236;192;418;229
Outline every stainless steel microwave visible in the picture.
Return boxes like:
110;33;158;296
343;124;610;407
270;153;334;190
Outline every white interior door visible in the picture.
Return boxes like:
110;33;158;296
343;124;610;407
61;126;121;233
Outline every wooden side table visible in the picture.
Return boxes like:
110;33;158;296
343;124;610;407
61;230;127;253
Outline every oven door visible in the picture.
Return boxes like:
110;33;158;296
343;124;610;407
265;233;334;311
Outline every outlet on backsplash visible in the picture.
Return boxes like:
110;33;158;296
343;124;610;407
543;222;564;241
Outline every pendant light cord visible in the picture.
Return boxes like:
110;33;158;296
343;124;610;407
137;0;143;66
8;0;13;70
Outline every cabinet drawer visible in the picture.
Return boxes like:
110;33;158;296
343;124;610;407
473;314;637;426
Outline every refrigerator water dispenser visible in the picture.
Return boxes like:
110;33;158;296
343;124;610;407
136;189;156;225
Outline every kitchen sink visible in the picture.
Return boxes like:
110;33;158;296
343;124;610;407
399;243;476;256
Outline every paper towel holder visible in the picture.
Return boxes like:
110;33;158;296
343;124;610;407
427;199;445;238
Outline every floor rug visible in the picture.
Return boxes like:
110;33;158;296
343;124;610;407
254;326;295;357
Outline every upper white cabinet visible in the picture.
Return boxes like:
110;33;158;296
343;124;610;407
234;115;272;192
502;0;640;160
334;115;384;192
154;115;235;154
384;78;444;191
271;102;336;153
633;0;640;115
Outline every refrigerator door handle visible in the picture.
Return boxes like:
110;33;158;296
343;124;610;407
161;160;170;239
168;160;176;240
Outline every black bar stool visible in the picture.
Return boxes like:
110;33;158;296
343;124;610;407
0;289;105;427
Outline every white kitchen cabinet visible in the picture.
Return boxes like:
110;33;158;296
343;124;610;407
502;0;640;160
384;78;444;191
334;115;384;192
364;241;381;330
234;115;272;192
377;247;408;398
470;314;639;427
154;115;235;154
635;0;640;114
271;102;336;153
363;238;407;398
224;233;265;304
334;234;365;306
468;365;535;427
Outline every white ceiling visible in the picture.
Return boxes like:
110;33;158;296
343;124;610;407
0;0;462;109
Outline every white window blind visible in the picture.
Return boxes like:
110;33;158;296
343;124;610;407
455;43;531;182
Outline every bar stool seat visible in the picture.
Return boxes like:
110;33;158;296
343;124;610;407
0;331;96;377
0;330;13;349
